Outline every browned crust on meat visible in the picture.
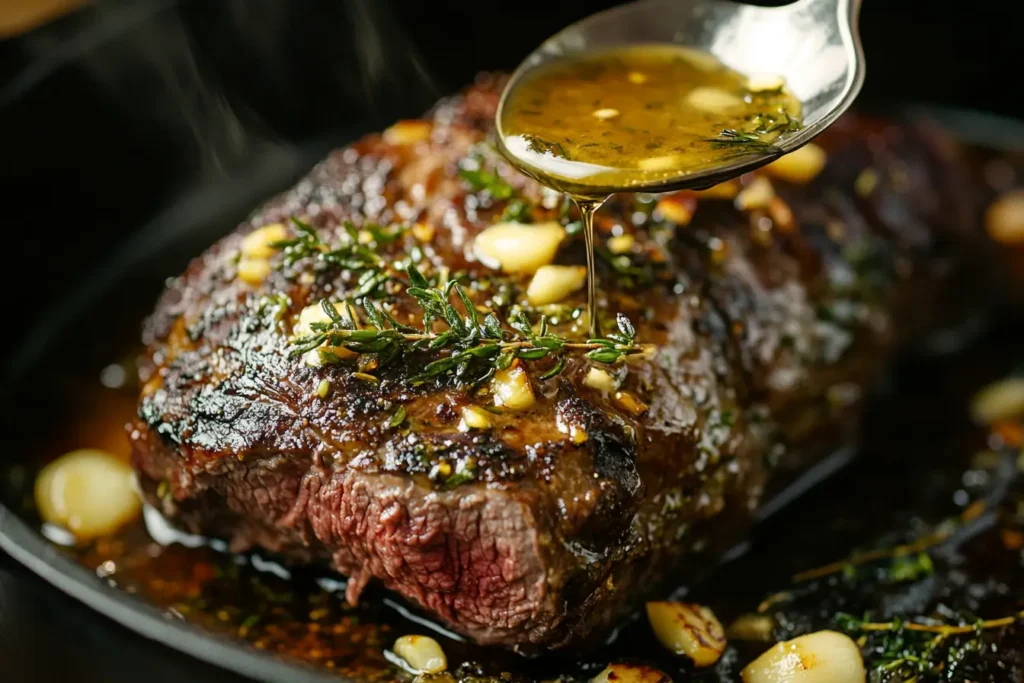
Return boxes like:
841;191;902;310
130;74;984;648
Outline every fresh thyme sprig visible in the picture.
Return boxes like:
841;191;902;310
789;499;990;583
835;610;1024;681
271;217;407;297
791;528;953;583
288;265;643;386
753;497;1011;682
839;611;1024;636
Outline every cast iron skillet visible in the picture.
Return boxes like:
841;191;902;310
0;105;1022;682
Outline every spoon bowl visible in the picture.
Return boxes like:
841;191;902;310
495;0;864;194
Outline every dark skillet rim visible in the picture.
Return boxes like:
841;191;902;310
0;506;342;683
1;104;1023;683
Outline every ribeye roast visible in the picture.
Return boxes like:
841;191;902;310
130;75;987;649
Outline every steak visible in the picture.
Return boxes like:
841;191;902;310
130;75;988;649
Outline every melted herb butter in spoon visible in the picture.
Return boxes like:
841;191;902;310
497;44;802;336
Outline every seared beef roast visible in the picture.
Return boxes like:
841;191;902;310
130;76;986;649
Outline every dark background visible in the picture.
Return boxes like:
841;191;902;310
0;1;1021;681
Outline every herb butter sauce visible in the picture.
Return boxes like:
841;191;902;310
497;44;802;335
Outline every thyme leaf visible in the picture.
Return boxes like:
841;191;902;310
458;168;513;200
500;198;532;223
596;245;656;289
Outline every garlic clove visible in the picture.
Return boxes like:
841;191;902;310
686;86;745;113
764;143;827;185
985;189;1024;245
741;630;865;683
735;176;776;211
474;221;566;274
411;222;436;242
384;120;432;146
295;302;357;364
727;614;775;642
591;663;672;683
608;234;636;254
657;195;697;225
970;377;1024;425
240;223;288;260
392;635;447;674
237;257;273;285
492;363;536;410
646;601;726;667
458;406;493;432
583;367;617;393
526;265;588;306
35;449;141;541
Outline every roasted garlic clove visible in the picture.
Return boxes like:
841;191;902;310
392;635;447;674
474;221;566;274
35;449;141;541
741;630;865;683
764;144;827;185
492;363;536;410
646;601;726;667
591;663;672;683
527;265;588;306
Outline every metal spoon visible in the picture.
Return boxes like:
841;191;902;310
495;0;864;193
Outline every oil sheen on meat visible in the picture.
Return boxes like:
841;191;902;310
130;75;986;650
